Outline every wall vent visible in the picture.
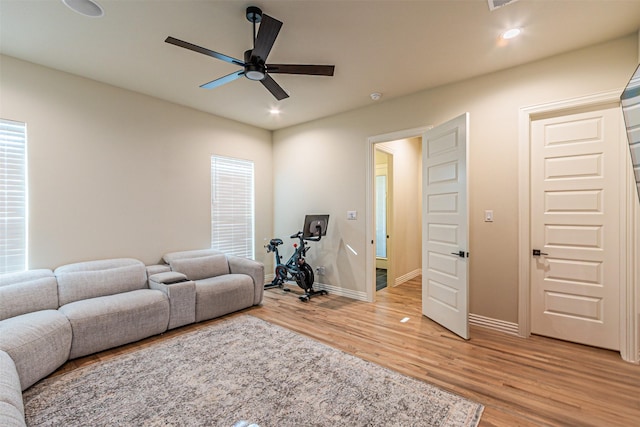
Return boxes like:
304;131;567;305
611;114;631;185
488;0;519;11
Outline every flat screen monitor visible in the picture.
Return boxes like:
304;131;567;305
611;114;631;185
302;214;329;239
621;62;640;199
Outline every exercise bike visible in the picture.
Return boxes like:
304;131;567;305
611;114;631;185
264;215;329;302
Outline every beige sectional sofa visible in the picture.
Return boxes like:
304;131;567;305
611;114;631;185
0;250;264;426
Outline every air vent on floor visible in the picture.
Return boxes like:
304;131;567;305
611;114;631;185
488;0;519;11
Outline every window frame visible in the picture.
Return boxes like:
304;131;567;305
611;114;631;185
210;155;255;259
0;118;28;274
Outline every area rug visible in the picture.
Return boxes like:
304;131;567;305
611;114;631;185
23;315;483;426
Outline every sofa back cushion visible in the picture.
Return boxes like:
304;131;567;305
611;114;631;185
163;248;224;265
169;254;229;281
55;258;147;306
0;269;58;321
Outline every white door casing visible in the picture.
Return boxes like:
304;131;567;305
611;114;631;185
422;113;469;339
519;89;638;363
530;105;621;351
367;126;431;303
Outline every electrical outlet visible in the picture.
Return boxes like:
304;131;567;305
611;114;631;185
316;266;326;275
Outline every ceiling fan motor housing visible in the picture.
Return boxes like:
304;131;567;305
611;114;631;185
244;49;266;81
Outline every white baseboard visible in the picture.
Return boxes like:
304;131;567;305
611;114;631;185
267;276;520;336
263;277;368;302
469;313;519;335
314;282;368;301
394;269;421;286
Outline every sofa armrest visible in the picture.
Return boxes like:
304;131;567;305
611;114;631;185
0;350;25;426
148;273;195;329
146;264;171;278
227;256;264;305
149;272;188;285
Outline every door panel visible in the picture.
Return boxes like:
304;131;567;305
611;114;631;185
422;113;469;339
530;106;621;350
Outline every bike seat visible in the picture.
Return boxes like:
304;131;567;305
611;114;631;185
270;238;283;246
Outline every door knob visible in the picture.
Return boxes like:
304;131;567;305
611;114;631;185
450;251;465;258
532;249;548;256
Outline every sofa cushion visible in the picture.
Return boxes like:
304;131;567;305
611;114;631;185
0;310;72;390
0;351;24;418
170;254;230;281
58;289;169;359
163;249;224;265
0;270;58;321
55;258;147;306
194;274;254;322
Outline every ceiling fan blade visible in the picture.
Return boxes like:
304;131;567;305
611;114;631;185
165;36;244;67
260;74;289;100
267;64;335;76
252;14;282;61
200;70;244;89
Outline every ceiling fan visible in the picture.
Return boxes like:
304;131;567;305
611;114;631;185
165;6;335;101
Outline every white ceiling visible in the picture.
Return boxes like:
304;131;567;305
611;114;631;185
1;0;640;130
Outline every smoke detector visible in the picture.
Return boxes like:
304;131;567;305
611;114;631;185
370;92;382;101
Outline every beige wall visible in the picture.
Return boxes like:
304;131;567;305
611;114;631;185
273;34;639;323
0;55;273;268
1;33;638;325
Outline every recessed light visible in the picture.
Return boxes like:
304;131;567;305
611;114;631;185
62;0;104;17
501;28;522;40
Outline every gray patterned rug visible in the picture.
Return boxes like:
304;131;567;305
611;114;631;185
23;315;483;426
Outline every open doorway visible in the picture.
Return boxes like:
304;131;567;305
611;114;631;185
375;148;393;291
367;116;470;338
370;136;423;299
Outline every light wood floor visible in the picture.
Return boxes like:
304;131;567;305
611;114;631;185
54;278;640;426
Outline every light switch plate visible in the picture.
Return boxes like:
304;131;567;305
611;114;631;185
484;210;494;222
347;210;357;220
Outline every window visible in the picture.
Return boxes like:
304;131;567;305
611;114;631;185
0;119;27;274
210;155;254;259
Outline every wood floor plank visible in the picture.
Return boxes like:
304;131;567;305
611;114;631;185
251;279;640;427
50;277;639;426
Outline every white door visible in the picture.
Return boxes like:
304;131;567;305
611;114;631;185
422;113;469;339
530;105;621;350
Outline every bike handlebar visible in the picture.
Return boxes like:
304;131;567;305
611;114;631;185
289;230;322;242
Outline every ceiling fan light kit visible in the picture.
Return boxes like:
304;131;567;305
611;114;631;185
165;6;335;101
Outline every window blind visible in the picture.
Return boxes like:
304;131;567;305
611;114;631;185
0;119;27;274
211;155;255;259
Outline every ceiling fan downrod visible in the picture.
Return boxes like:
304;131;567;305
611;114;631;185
246;6;263;50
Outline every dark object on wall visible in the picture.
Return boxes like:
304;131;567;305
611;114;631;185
165;6;335;101
621;62;640;200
